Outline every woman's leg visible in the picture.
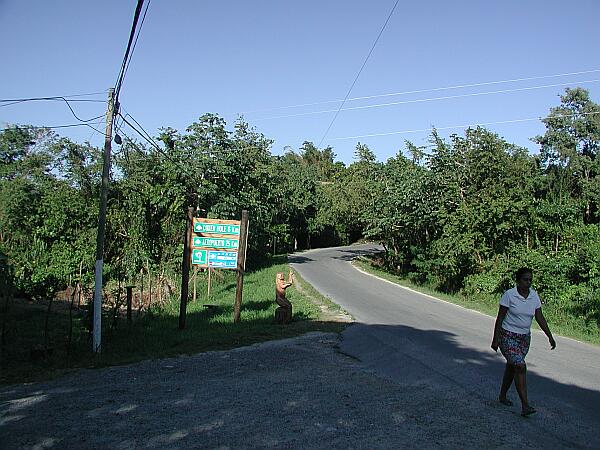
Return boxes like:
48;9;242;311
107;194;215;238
499;363;514;401
514;363;534;414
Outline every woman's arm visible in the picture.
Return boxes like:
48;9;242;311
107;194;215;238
535;307;556;349
491;305;508;351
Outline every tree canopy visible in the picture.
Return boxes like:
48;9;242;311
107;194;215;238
1;88;598;331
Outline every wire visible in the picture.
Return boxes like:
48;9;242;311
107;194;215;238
114;0;146;104
240;69;600;114
257;79;600;120
84;118;106;143
121;1;150;90
0;122;104;134
326;111;600;141
0;96;105;124
1;98;104;107
121;112;156;147
0;91;105;103
317;0;400;147
117;112;201;181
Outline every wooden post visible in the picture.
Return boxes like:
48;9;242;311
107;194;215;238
207;267;212;299
125;286;135;325
179;207;193;329
147;260;152;307
139;268;144;313
193;266;198;303
233;210;249;323
77;260;83;309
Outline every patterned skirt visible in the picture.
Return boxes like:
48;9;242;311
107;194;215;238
499;328;530;365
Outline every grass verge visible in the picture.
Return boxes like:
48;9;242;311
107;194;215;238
353;256;600;346
0;256;349;385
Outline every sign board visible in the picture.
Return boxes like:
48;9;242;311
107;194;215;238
193;222;240;235
191;218;242;269
207;251;238;269
192;236;239;249
192;249;208;265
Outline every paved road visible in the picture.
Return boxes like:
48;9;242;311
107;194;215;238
290;244;600;449
2;244;599;449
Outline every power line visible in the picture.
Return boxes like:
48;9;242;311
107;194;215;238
121;0;150;90
257;79;600;120
0;91;105;103
0;95;105;124
117;112;201;181
240;68;600;114
1;98;104;107
121;111;156;148
114;0;146;105
317;0;399;147
0;122;104;134
326;111;600;141
84;118;107;143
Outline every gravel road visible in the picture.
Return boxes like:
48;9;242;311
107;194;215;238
0;330;585;449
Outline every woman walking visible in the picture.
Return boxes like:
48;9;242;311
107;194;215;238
491;267;556;416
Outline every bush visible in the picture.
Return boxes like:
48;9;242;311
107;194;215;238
462;272;503;297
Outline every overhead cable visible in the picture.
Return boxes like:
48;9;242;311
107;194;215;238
0;95;105;124
0;91;105;103
114;0;146;105
258;79;600;120
117;112;201;181
240;68;600;114
327;111;600;141
0;122;104;134
317;0;400;147
121;0;150;89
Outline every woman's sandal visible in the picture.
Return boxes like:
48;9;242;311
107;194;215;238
499;397;513;406
521;406;537;417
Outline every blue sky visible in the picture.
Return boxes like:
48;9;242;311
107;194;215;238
2;0;599;164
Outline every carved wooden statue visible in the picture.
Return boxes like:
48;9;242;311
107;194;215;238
275;270;293;324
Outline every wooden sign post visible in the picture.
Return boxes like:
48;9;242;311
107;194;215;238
185;212;249;323
233;210;249;323
178;207;193;330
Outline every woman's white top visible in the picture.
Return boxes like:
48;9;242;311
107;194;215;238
500;286;541;335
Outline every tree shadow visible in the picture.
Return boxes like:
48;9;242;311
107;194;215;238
331;245;384;261
1;321;598;449
287;254;315;264
340;322;600;448
241;300;273;312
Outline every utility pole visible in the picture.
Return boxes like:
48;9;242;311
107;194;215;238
179;206;194;330
93;88;115;353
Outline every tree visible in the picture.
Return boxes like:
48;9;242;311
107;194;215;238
535;87;600;223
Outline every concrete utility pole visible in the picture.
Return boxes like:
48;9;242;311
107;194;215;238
93;88;115;353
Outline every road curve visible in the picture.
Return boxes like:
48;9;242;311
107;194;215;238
290;244;600;449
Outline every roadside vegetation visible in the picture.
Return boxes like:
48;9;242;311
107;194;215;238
1;87;599;380
0;258;348;385
354;256;600;346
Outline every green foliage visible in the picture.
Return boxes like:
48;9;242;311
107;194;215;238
353;89;599;336
0;116;347;301
1;88;598;342
0;259;346;384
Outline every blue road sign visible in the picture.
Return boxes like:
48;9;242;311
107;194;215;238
208;251;238;269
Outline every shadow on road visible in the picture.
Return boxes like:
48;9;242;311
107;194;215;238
1;320;598;449
341;322;600;449
332;246;383;261
286;254;315;264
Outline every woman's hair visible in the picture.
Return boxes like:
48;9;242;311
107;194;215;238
515;267;533;282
